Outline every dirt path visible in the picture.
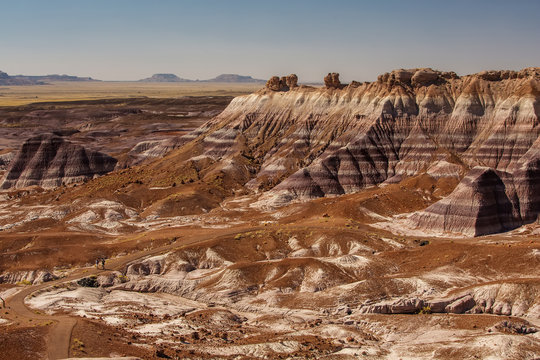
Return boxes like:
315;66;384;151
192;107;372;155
2;226;261;359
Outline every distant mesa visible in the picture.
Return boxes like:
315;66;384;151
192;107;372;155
138;73;265;83
0;70;98;85
138;73;193;82
0;70;43;85
203;74;265;83
20;74;98;82
1;134;117;189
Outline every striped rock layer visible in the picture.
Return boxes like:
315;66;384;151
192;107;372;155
1;134;117;189
409;137;540;236
185;67;540;235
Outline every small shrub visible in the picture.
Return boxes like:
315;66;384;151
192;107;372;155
418;306;432;314
77;276;99;288
72;338;85;353
17;280;33;286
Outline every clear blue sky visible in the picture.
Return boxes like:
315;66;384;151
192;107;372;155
1;0;539;81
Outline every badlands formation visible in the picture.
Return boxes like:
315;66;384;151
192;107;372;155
195;67;540;235
0;68;539;359
1;134;117;189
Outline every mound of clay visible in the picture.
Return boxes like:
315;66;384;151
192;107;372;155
1;134;117;189
408;167;522;236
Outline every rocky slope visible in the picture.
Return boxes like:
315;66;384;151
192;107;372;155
179;67;539;235
1;134;117;189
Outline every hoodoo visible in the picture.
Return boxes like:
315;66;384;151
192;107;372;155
1;134;117;189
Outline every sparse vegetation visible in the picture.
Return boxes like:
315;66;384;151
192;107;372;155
77;275;99;288
71;338;85;353
16;279;33;286
418;306;432;314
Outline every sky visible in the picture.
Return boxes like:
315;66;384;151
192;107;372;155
1;0;539;82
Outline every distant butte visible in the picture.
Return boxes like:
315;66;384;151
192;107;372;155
138;73;265;83
0;70;98;85
138;73;193;82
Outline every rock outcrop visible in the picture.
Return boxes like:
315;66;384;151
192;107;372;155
265;74;298;91
1;134;117;189
324;72;341;88
0;152;15;170
0;270;57;285
285;74;298;88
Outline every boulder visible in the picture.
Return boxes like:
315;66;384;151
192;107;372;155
285;74;298;88
445;295;476;314
392;69;414;84
389;298;424;313
96;271;125;287
411;69;439;86
266;76;283;91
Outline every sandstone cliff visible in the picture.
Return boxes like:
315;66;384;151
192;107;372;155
1;134;117;189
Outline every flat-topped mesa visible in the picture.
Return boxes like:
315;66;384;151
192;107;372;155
265;74;298;91
1;134;117;189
